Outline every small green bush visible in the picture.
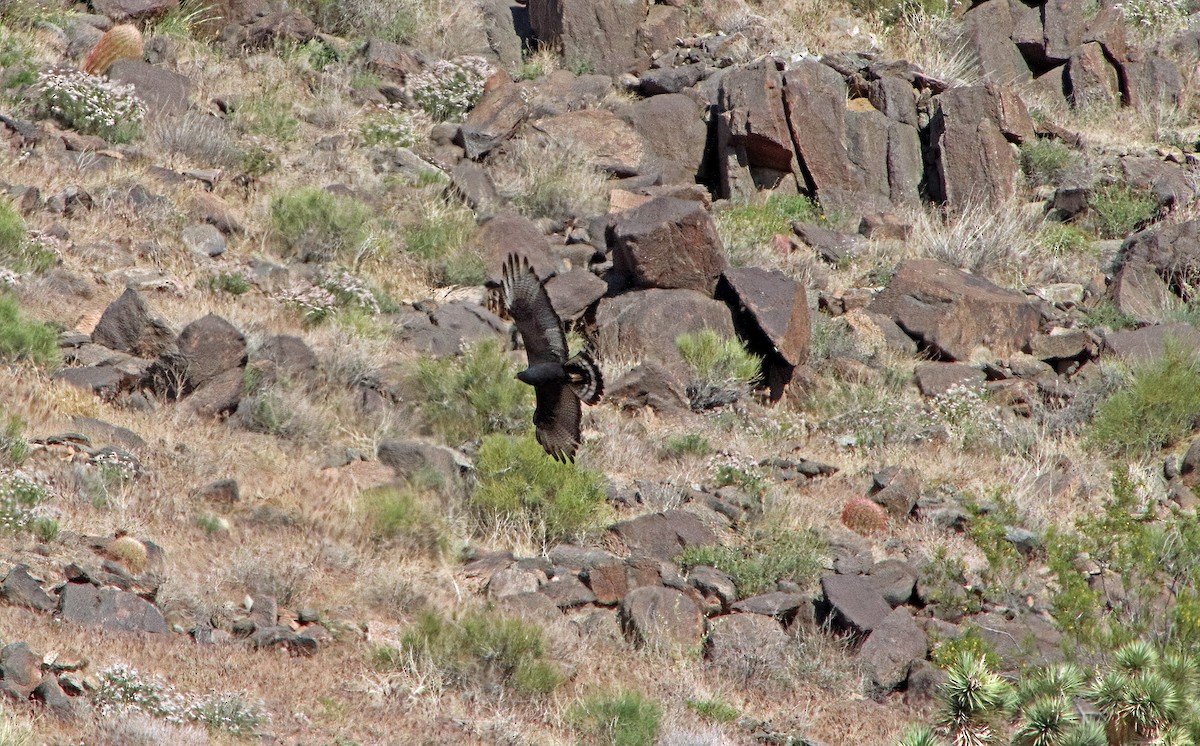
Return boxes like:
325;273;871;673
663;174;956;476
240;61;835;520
0;469;53;535
202;272;250;296
687;698;739;723
359;104;423;147
677;329;762;410
660;433;712;459
679;527;824;599
1020;139;1078;186
1079;299;1138;331
1086;342;1200;457
411;339;531;445
358;485;447;555
1089;183;1160;239
1037;222;1091;256
231;87;299;142
0;295;59;368
0;412;28;465
472;434;609;545
270;187;372;262
401;199;481;285
0;199;54;275
715;194;825;267
571;690;663;746
382;609;564;695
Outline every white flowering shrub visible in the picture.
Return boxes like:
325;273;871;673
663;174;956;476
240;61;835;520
408;56;495;121
707;453;769;496
93;664;270;737
1121;0;1192;31
277;283;338;325
315;268;381;314
359;103;425;147
929;384;1010;451
0;469;53;534
35;68;146;143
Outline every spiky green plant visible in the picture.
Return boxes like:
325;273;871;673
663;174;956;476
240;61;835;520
936;651;1015;745
1012;696;1077;746
1052;720;1107;746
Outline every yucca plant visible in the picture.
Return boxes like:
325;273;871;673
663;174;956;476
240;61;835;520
937;651;1016;746
1012;696;1077;746
1052;720;1107;746
898;725;947;746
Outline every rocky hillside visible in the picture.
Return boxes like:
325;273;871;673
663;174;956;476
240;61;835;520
2;0;1200;744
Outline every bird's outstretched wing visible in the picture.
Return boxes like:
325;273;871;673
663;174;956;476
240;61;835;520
501;253;568;365
534;383;582;462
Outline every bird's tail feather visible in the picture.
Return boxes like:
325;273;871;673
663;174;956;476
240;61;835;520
565;352;603;405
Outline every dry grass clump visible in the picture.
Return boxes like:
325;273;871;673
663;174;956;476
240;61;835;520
491;139;610;223
303;0;484;59
147;111;241;168
909;200;1042;281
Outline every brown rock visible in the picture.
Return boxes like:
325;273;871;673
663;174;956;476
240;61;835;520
961;0;1029;84
717;60;799;198
245;7;315;47
460;73;530;159
1117;219;1200;297
1123;49;1182;111
92;0;177;22
596;289;735;375
174;313;247;390
783;60;857;206
858;607;927;690
867;259;1040;361
585;563;628;605
0;642;42;700
528;0;649;77
1042;0;1085;64
913;362;987;397
106;60;190;117
819;574;892;636
58;583;168;634
871;465;923;519
535;108;648;177
1068;42;1120;109
619;585;703;651
91;288;176;358
1110;260;1180;325
1;566;56;612
1102;323;1200;364
190;367;244;418
610;196;728;293
607;361;690;414
705;613;789;671
928;85;1021;208
475;212;556;284
719;267;809;367
611;510;716;561
620;93;707;185
545;268;607;322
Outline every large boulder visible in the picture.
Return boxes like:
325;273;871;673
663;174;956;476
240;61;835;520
818;573;892;636
107;60;191;117
1068;42;1121;109
961;0;1030;84
172;313;247;391
596;289;735;376
459;74;530;159
716;60;799;198
609;196;728;294
533;108;649;177
91;287;176;358
611;510;716;560
619;94;707;185
858;607;927;691
0;642;42;700
474;212;556;284
928;85;1023;209
619;585;704;651
705;613;790;673
528;0;649;77
783;61;857;208
1117;219;1200;298
867;259;1040;361
58;583;169;634
718;267;808;400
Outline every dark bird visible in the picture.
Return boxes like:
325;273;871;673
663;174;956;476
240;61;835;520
501;253;603;462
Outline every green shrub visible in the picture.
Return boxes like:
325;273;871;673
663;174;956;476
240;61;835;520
411;339;531;445
1020;139;1078;186
1089;183;1160;239
358;485;447;555
0;295;59;368
1037;222;1091;255
270;187;372;262
401;199;481;285
231;86;299;142
472;434;609;545
202;272;250;296
571;691;663;746
715;194;825;267
381;609;564;695
1086;342;1200;457
0;199;54;274
0;412;28;465
687;698;739;723
359;104;423;147
676;328;762;410
1079;299;1138;331
0;469;53;535
660;433;712;459
679;527;824;599
0;26;37;94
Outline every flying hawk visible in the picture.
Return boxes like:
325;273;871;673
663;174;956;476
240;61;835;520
501;253;603;462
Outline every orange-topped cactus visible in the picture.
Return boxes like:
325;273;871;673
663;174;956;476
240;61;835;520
82;23;143;76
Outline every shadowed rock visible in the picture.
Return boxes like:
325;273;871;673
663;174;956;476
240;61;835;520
59;583;168;634
610;196;728;294
92;288;176;358
619;585;704;651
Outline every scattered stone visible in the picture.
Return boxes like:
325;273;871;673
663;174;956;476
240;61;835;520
58;583;169;634
818;574;892;636
858;607;928;690
611;510;717;561
0;642;42;700
619;585;704;651
1;566;56;612
91;288;176;358
181;223;225;257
